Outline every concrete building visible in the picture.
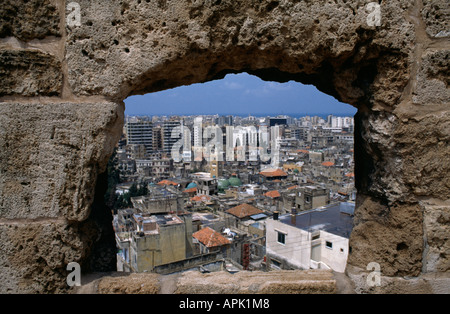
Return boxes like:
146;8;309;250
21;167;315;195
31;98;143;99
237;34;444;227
209;159;223;178
294;185;330;212
163;120;181;157
196;177;218;196
130;186;185;214
266;202;354;273
328;115;354;131
192;226;231;256
225;203;264;232
258;168;288;182
126;118;153;155
190;172;218;196
152;126;163;152
116;211;195;273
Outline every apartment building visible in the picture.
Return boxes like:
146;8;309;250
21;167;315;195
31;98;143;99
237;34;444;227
265;202;354;273
115;211;194;273
126;118;153;155
163;120;181;157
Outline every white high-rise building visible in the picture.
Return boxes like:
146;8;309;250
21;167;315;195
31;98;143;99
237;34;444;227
329;116;354;130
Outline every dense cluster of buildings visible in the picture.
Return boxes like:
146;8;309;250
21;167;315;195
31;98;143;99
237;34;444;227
112;114;356;275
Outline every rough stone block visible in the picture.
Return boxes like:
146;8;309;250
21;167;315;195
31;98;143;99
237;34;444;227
422;202;450;273
0;219;97;293
0;101;123;221
173;269;336;294
0;50;62;97
0;0;61;41
421;0;450;38
65;0;415;103
94;269;336;294
394;111;450;199
346;265;450;294
97;273;160;294
348;194;424;277
413;49;450;106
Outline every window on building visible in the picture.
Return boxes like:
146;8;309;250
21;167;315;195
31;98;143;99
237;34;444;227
271;259;281;269
277;231;286;244
325;241;333;249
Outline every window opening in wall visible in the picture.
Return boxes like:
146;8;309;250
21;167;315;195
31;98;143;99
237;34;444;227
277;231;286;245
106;72;356;274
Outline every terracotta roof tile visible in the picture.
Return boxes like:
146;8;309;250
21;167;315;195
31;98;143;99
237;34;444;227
226;203;263;218
264;190;281;198
157;180;178;186
191;195;211;202
259;169;288;177
193;227;230;248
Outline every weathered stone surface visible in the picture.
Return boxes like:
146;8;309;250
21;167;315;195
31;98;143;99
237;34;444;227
346;265;450;294
0;0;61;41
0;102;124;221
0;50;62;97
394;111;450;199
0;219;97;293
175;269;336;294
355;108;450;204
413;49;450;106
92;269;336;294
421;0;450;38
348;194;424;277
354;111;410;204
422;201;450;273
66;0;414;105
97;273;161;294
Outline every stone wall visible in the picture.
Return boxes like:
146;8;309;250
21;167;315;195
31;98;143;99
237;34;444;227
0;0;448;293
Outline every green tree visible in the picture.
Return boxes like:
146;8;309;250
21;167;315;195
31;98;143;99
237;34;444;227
138;181;148;196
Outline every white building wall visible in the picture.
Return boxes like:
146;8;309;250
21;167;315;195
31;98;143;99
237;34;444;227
266;218;311;270
266;218;350;273
319;231;349;273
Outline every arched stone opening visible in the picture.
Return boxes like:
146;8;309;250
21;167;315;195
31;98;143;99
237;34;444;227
0;0;448;293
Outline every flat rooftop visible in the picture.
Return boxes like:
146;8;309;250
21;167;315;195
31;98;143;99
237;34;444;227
277;202;354;238
134;213;183;227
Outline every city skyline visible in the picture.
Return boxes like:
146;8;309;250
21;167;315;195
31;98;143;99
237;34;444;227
124;73;357;117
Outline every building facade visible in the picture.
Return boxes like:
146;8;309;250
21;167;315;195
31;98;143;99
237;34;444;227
265;202;354;273
126;118;153;155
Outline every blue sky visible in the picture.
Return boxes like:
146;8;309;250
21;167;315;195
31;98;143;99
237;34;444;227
124;73;356;117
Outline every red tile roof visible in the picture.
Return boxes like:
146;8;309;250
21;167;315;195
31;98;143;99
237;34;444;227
191;195;211;202
259;169;288;177
321;161;335;167
264;190;281;198
193;227;231;248
157;180;178;186
183;187;197;193
226;203;263;218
